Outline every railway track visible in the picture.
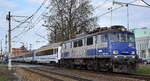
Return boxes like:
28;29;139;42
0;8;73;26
24;67;150;81
72;69;150;81
109;73;150;81
21;67;92;81
14;63;150;81
78;70;150;81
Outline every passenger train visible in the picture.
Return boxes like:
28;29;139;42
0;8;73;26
11;43;62;64
11;25;138;73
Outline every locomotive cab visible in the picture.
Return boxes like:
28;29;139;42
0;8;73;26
109;32;136;56
108;31;138;72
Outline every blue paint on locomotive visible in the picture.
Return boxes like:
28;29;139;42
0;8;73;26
96;48;110;55
86;48;110;56
86;49;96;56
86;42;136;57
62;52;69;57
110;42;136;55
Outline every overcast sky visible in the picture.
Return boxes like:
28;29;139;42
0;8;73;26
0;0;150;50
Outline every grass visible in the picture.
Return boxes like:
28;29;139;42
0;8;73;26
0;65;16;81
0;76;8;81
134;65;150;75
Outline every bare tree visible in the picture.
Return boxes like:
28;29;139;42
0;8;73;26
44;0;97;43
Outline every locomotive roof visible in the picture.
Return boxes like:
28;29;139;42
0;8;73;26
63;26;133;43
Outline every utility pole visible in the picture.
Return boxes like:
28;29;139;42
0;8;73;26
5;34;8;55
6;11;12;70
113;1;150;29
29;44;32;52
0;40;3;55
126;4;130;30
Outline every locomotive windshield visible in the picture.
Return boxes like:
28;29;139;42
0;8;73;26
110;32;135;42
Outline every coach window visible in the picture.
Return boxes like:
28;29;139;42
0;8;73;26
53;49;58;54
78;40;83;47
73;41;78;47
87;37;93;46
43;51;46;55
50;49;54;55
37;52;42;56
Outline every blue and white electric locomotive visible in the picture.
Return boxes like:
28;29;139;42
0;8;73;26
60;25;138;73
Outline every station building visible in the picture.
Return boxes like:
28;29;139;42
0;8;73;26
131;27;150;59
11;46;28;56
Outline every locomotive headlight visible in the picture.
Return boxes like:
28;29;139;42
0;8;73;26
129;43;134;47
131;51;135;54
132;56;135;58
113;50;118;54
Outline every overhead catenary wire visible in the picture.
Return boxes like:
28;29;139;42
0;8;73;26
97;5;123;18
111;0;150;29
141;0;150;7
11;0;48;31
12;0;49;40
11;15;28;18
12;4;47;40
35;33;49;41
93;0;139;28
94;0;112;16
12;17;30;23
113;0;150;8
94;0;110;10
96;0;142;24
12;15;43;39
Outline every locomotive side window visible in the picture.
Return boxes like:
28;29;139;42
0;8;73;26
110;33;135;42
96;35;101;43
73;41;78;47
101;34;107;42
87;37;93;45
73;40;83;47
78;40;83;47
120;33;127;42
127;34;135;42
66;43;70;49
110;33;119;42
